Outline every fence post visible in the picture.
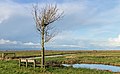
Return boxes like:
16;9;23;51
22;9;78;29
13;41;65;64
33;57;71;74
26;59;28;67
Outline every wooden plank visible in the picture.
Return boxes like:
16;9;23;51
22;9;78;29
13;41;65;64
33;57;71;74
21;59;27;62
28;59;35;63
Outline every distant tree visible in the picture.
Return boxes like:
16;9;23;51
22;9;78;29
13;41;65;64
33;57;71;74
32;4;63;68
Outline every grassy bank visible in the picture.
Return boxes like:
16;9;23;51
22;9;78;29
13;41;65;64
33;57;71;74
0;60;113;74
43;50;120;66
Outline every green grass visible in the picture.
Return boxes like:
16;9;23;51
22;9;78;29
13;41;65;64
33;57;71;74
1;50;120;74
44;50;120;66
0;60;113;74
0;50;78;57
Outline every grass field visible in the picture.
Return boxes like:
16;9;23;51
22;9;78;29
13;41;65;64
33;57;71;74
0;50;120;74
0;60;113;74
0;50;78;58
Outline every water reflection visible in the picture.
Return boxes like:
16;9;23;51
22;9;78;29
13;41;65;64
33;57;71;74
62;64;120;72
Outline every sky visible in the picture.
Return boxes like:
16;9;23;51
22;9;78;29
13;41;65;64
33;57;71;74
1;0;120;50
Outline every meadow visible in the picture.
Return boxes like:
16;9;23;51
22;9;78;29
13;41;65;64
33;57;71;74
0;50;120;74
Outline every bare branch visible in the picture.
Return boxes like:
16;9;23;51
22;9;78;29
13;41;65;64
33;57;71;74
32;4;63;42
44;25;57;42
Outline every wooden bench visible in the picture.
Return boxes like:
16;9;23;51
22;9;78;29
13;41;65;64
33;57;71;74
2;52;16;59
19;59;37;68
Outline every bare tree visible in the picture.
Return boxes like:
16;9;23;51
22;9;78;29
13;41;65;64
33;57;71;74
32;4;63;68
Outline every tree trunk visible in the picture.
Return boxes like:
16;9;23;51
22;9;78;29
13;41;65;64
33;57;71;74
41;25;45;68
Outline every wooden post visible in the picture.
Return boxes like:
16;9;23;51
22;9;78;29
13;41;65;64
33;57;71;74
26;59;28;67
2;53;4;59
19;59;21;67
14;53;16;57
33;60;36;68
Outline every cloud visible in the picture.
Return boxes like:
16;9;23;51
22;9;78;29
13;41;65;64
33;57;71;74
0;39;17;44
0;38;40;49
109;35;120;42
47;31;120;49
0;4;12;24
108;35;120;46
0;0;33;24
0;0;38;42
82;1;120;26
23;42;39;45
58;1;87;15
0;39;40;46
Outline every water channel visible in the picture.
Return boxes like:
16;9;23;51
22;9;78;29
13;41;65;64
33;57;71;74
62;64;120;72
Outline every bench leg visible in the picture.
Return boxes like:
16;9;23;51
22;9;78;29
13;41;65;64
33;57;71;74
2;53;4;60
26;59;28;67
14;54;16;58
33;62;36;68
19;59;21;67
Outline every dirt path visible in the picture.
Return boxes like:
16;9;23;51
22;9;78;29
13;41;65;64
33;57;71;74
26;54;71;59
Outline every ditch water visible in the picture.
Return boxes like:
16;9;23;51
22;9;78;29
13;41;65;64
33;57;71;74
62;64;120;72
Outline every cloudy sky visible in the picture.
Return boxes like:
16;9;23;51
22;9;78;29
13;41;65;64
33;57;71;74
0;0;120;50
